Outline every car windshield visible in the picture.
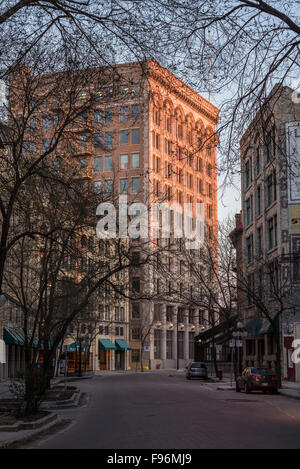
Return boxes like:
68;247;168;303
251;368;274;375
191;363;205;368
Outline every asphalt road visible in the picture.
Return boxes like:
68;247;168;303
30;372;300;449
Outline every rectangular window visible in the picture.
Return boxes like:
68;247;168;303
132;129;140;144
154;330;161;359
257;226;262;257
105;108;112;123
256;147;260;175
115;307;119;321
131;328;140;340
53;115;59;128
132;303;140;319
132;277;140;293
94;156;102;171
245;158;252;188
256;185;262;216
94;181;102;194
132;105;140;120
132;177;140;193
94;110;101;123
120;154;128;170
166;331;173;359
132;153;140;168
245;196;253;226
105;132;112;147
247;274;254;306
246;235;253;264
105;179;113;193
178;331;184;359
268;217;274;250
79;135;87;150
42;139;50;152
120;178;128;193
94;133;102;148
30;118;35;131
120;107;129;121
43;117;50;131
120;130;129;145
104;155;112;171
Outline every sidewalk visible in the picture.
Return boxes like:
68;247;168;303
210;374;300;398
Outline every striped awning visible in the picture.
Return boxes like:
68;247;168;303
3;327;39;348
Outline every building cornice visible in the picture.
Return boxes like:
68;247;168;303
147;61;219;125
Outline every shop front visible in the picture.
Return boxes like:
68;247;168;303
115;339;131;370
98;339;116;370
64;342;92;373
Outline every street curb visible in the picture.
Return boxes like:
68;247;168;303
0;412;57;432
217;386;235;391
279;390;300;400
0;415;62;449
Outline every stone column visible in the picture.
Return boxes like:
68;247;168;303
161;304;167;365
172;306;178;367
93;338;100;371
184;309;189;362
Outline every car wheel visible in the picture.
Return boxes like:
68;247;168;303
272;389;278;395
236;382;240;392
245;383;250;393
186;376;191;380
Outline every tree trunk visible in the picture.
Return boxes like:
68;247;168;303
274;326;282;388
212;336;218;377
140;347;144;372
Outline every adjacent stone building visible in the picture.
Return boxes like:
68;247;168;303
237;84;300;381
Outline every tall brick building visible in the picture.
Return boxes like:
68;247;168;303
7;60;219;371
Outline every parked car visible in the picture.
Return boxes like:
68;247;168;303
236;367;278;394
186;362;208;380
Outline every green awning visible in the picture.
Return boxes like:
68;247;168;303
68;342;89;353
3;327;43;348
194;315;238;343
245;317;263;339
115;339;131;351
3;327;24;346
98;339;116;350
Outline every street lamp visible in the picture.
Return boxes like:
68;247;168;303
231;321;248;385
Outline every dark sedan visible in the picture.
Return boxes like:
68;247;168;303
236;367;278;394
186;362;208;380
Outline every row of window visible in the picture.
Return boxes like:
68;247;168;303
244;126;276;189
93;176;141;194
22;128;140;155
98;305;125;321
99;325;124;336
90;153;140;172
86;128;141;149
245;170;277;226
247;261;279;306
246;215;278;263
28;105;140;134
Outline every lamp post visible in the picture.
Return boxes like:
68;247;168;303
231;321;248;385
